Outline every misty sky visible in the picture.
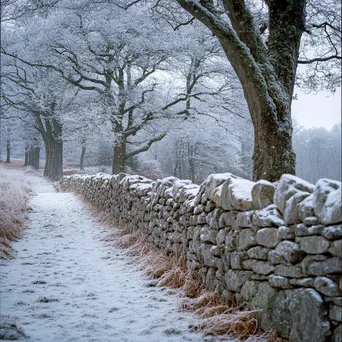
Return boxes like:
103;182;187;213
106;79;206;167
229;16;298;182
292;87;341;130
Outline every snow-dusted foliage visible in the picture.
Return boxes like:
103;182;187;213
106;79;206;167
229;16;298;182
0;167;31;258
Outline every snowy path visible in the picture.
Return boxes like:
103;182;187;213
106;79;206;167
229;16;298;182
0;175;216;342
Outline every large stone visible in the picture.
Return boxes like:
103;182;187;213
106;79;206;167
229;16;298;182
237;229;257;250
284;191;311;225
251;283;291;338
297;236;330;254
247;260;275;275
256;228;280;248
252;180;275;210
289;288;331;342
314;277;342;297
314;179;342;225
213;177;255;211
198;173;239;206
308;257;342;276
247;246;270;260
322;225;342;240
273;241;306;264
298;194;315;222
274;174;314;215
330;304;342;322
289;278;315;287
240;281;258;301
252;205;284;227
268;275;292;289
333;325;342;342
225;270;253;292
329;240;342;257
275;265;304;278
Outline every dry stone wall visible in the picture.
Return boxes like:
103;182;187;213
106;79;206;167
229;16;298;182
60;172;342;342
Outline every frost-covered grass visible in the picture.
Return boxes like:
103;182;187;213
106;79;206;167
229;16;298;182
0;166;31;259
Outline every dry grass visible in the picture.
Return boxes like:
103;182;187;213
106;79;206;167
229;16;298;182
0;167;31;259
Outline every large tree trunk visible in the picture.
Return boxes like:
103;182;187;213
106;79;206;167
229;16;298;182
6;139;10;163
112;135;126;174
176;0;306;181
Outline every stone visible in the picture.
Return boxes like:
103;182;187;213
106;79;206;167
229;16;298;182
197;212;207;225
216;229;226;246
297;236;330;254
284;191;311;225
330;304;342;322
274;241;306;264
252;205;284;227
301;255;328;274
295;223;324;236
247;260;275;275
204;201;216;213
201;244;215;267
333;325;342;342
268;250;284;265
194;204;205;215
230;251;248;269
329;240;342;257
236;211;253;228
247;246;270;260
240;281;258;301
225;270;253;292
274;174;314;215
256;228;280;248
278;226;295;240
218;211;237;228
289;278;315;287
225;231;238;251
322;225;342;240
314;179;342;225
268;275;292;289
298;195;315;222
252;180;275;210
303;216;319;226
251;283;291;338
308;257;342;276
289;288;331;342
314;277;342;297
275;265;304;278
237;229;257;250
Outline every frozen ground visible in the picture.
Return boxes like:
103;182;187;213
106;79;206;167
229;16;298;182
0;174;236;342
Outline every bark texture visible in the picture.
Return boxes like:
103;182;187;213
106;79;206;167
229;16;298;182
176;0;307;181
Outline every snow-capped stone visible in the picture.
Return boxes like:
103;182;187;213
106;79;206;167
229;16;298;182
314;179;342;225
252;205;284;227
274;174;314;215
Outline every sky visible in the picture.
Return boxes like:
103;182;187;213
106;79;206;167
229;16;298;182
292;87;341;130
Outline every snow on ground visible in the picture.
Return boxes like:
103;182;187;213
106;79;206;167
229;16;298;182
0;174;235;342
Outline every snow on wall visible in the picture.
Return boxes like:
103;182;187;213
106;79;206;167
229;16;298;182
60;172;342;342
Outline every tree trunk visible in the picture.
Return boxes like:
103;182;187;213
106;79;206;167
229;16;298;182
112;136;126;174
6;139;10;163
175;0;306;181
32;146;40;170
44;139;63;180
80;142;86;171
24;143;29;166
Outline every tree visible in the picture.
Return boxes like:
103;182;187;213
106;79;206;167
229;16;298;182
155;0;341;181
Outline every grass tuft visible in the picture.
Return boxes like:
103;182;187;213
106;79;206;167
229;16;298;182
0;167;31;259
